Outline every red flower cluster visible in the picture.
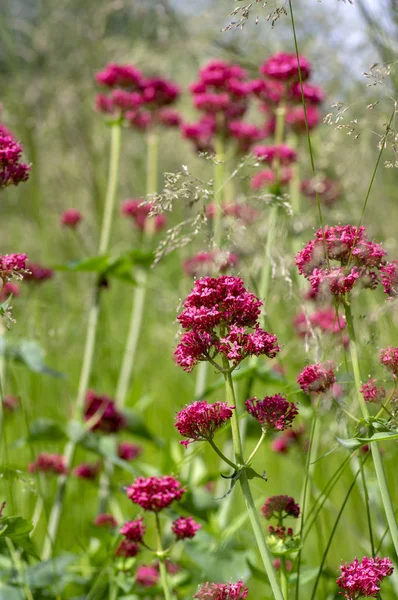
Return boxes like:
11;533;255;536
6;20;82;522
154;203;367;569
271;425;306;454
360;379;386;404
206;202;259;225
380;260;398;298
260;52;311;82
28;453;67;475
301;176;342;207
183;251;238;278
245;395;298;432
84;389;126;433
94;513;117;528
262;495;300;520
136;565;160;587
0;134;30;189
250;167;292;190
126;476;186;512
122;199;166;232
115;539;140;557
293;308;346;338
380;346;398;377
120;517;146;542
336;556;393;599
96;63;180;130
72;462;100;480
253;144;297;165
175;400;234;447
297;362;336;393
0;281;20;301
171;516;202;540
24;262;54;283
175;276;279;372
0;254;27;284
117;441;142;461
194;581;249;600
61;208;82;228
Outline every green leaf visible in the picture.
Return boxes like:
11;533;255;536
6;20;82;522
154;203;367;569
337;430;398;450
0;584;24;600
0;338;63;378
0;517;39;559
53;255;110;273
23;553;76;589
13;419;66;448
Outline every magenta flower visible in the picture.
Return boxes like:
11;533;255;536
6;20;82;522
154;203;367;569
120;517;146;542
0;134;30;190
174;330;215;373
72;463;100;480
94;513;118;528
250;167;292;189
194;580;249;600
271;426;306;455
260;52;311;82
115;539;140;557
293;308;346;338
206;202;259;224
262;495;300;520
28;453;67;476
61;208;82;228
183;251;239;278
117;441;142;461
136;565;160;587
84;390;126;433
381;261;398;298
126;476;186;512
246;395;298;432
301;176;342;207
0;281;20;301
297;362;336;394
0;254;27;282
380;346;398;377
175;400;234;447
172;516;202;540
336;556;394;599
290;82;325;104
250;78;285;105
360;379;386;404
122;199;166;232
286;105;321;132
253;143;297;165
24;262;53;283
96;63;143;89
2;395;19;412
228;121;264;153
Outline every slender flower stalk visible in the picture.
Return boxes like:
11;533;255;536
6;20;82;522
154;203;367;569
280;556;289;600
155;513;172;600
42;121;122;560
344;299;398;557
213;134;225;249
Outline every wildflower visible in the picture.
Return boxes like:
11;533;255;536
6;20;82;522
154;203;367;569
285;105;321;132
120;517;146;542
250;168;292;189
96;63;143;89
0;134;30;189
253;144;297;165
28;453;67;475
115;539;140;557
0;281;20;301
260;52;311;81
194;580;249;599
121;199;166;232
271;426;306;454
0;254;27;283
136;565;160;587
174;330;215;373
127;476;186;512
360;379;386;404
61;208;83;228
380;346;398;377
293;308;346;337
228;121;264;153
94;513;117;528
246;395;298;432
290;82;325;104
171;516;202;540
157;107;181;127
297;362;335;393
175;400;234;447
262;495;300;520
206;202;259;224
301;176;342;207
85;390;126;433
72;463;100;480
336;556;393;599
118;441;142;461
24;262;53;283
183;251;239;278
250;78;285;105
380;261;398;298
273;558;292;571
2;395;19;412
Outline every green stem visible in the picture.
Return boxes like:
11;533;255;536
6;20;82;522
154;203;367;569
6;538;34;600
258;204;278;327
213;136;225;247
246;432;266;466
280;556;289;600
42;121;122;560
155;513;172;600
222;357;284;600
208;438;238;471
344;300;398;557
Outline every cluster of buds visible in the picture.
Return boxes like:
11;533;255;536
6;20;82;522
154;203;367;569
194;580;248;599
175;400;234;447
336;556;393;599
271;425;306;454
72;462;100;480
295;225;387;297
183;251;239;278
28;453;68;475
84;389;126;433
175;276;279;373
60;208;83;229
262;495;300;555
0;133;30;190
245;395;298;432
380;346;398;378
96;63;180;130
24;262;54;284
360;379;387;404
297;362;336;394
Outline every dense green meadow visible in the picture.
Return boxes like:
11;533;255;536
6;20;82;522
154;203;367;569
0;1;398;598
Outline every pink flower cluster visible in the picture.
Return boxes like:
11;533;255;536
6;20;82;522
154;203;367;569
96;63;180;130
206;202;259;225
175;400;234;447
120;517;146;542
380;346;398;377
295;225;387;296
262;495;300;520
84;389;126;433
28;453;67;476
72;462;100;480
61;209;82;228
94;513;118;528
194;581;248;600
24;262;54;283
301;176;342;207
127;476;186;512
183;251;239;278
0;254;27;284
360;379;386;404
271;425;306;454
175;276;279;372
0;134;30;189
253;144;297;165
118;441;142;461
172;516;202;540
336;556;394;599
293;308;346;339
0;281;20;301
380;260;398;298
245;395;298;432
297;362;336;394
121;198;166;232
136;565;160;587
116;539;140;557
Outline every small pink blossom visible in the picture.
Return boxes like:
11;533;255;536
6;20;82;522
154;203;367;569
290;82;325;104
72;463;100;480
360;379;386;404
127;476;186;512
120;517;146;542
29;453;67;476
183;251;239;278
250;168;292;189
260;52;311;81
61;208;83;228
381;261;398;298
336;556;393;599
136;565;160;587
171;516;202;540
121;199;166;232
0;134;30;189
85;390;126;433
253;143;297;165
24;262;53;283
115;539;140;557
194;580;248;600
286;105;321;132
301;177;342;207
262;495;300;520
297;362;336;394
94;513;117;528
175;400;234;447
246;395;298;431
117;441;142;461
380;346;398;377
0;281;20;301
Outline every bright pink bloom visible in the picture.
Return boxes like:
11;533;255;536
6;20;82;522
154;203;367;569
336;556;393;599
127;476;186;512
94;513;117;528
0;134;30;189
228;121;264;153
253;144;297;165
293;308;345;337
380;346;398;377
175;400;234;447
171;516;202;540
206;202;259;224
301;177;342;207
246;395;298;431
262;495;300;520
141;77;180;107
174;330;215;373
271;426;306;454
24;262;53;283
290;82;325;104
381;261;398;298
181;116;216;153
194;581;248;600
96;63;143;89
218;325;279;366
0;281;20;301
85;390;126;433
250;78;285;105
72;463;100;480
0;254;27;281
136;565;160;587
360;379;386;403
61;208;82;228
250;168;292;189
117;441;142;461
158;108;181;127
183;251;238;278
297;362;336;393
120;517;146;542
28;453;67;475
260;52;311;81
286;105;320;131
121;199;166;232
115;539;140;557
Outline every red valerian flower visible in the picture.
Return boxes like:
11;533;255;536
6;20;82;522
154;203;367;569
380;260;398;298
0;134;30;189
206;202;259;224
84;390;126;433
24;262;53;283
120;517;146;542
117;441;143;461
0;281;20;301
61;208;82;228
285;105;321;132
115;539;140;557
297;362;336;394
136;565;160;587
72;463;100;480
289;82;325;104
183;251;239;278
301;176;342;207
336;556;394;599
260;52;311;82
175;400;234;447
250;167;292;189
360;379;386;404
28;453;67;475
262;495;300;520
94;513;117;528
194;580;249;600
121;199;166;232
171;516;202;540
380;346;398;377
127;476;186;512
253;143;297;165
245;395;298;431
